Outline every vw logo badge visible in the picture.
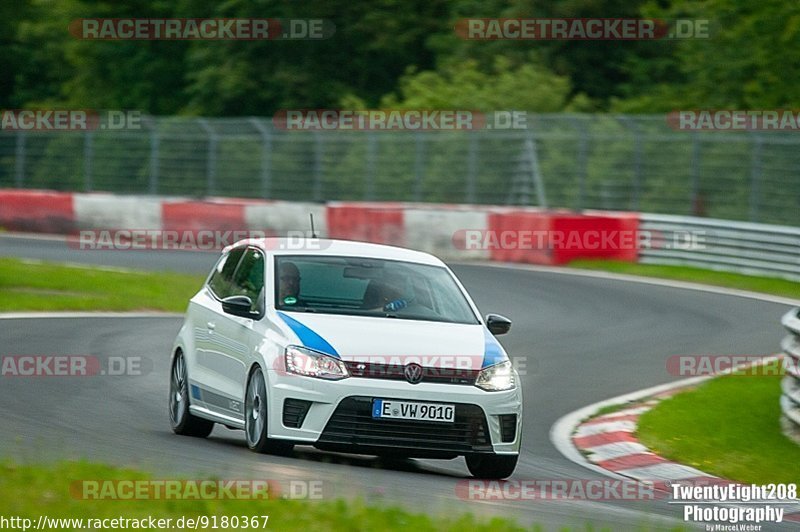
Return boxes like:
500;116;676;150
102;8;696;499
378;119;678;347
404;363;423;384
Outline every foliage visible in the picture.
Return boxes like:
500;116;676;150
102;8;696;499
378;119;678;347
2;1;798;114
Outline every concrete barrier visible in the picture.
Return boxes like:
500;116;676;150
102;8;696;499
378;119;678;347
0;189;75;233
1;189;643;264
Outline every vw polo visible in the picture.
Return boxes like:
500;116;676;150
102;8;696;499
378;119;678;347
169;238;522;478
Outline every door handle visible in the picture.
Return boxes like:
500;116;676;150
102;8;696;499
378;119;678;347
206;322;216;331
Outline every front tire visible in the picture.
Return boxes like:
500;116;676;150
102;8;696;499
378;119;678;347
465;453;518;479
169;351;214;438
245;367;294;455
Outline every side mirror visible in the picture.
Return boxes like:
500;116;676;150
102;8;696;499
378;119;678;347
486;314;512;336
221;295;258;319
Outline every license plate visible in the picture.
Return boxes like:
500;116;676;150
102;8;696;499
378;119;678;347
372;399;455;423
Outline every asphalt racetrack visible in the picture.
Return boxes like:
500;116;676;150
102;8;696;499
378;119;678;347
0;234;793;529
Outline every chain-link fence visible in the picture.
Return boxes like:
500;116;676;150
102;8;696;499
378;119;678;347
1;114;799;226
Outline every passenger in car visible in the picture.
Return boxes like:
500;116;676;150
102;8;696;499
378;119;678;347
362;275;406;311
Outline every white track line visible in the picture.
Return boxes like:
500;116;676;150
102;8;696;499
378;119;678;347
460;261;800;307
0;232;70;243
0;312;183;319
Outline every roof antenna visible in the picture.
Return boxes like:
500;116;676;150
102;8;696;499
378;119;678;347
309;213;318;238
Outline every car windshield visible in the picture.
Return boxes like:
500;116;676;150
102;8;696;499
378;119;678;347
274;255;479;325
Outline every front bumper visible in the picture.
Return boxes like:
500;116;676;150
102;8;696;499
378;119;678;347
265;368;523;456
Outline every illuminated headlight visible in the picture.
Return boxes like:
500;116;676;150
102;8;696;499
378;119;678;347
475;360;516;391
284;345;349;380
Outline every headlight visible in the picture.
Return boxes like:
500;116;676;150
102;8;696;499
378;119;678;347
475;360;516;391
284;345;349;380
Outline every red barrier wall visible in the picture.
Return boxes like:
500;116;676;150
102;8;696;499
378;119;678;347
551;213;640;264
488;211;553;264
0;189;75;233
0;189;640;265
326;203;405;246
162;200;247;232
487;211;640;265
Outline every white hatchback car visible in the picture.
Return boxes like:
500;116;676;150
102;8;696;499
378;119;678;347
170;238;522;478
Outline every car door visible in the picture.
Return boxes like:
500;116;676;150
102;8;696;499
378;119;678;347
190;246;245;412
202;246;266;419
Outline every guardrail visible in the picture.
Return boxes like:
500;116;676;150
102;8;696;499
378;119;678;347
781;308;800;442
639;214;800;282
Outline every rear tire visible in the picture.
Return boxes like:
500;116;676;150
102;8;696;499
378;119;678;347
465;454;518;479
169;351;214;438
245;367;294;455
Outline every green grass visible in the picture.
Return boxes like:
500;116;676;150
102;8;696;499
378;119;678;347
0;461;535;531
637;371;800;485
568;260;800;300
0;258;205;312
2;256;797;314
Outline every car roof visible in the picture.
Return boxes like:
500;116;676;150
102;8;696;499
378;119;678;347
224;238;446;267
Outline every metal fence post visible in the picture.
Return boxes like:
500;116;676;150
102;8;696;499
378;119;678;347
749;133;763;222
465;134;477;203
249;117;272;199
413;132;426;202
690;132;701;215
576;126;588;211
633;131;642;211
568;115;588;211
313;132;323;202
149;125;159;195
526;132;548;208
84;131;93;191
620;117;642;210
197;119;217;196
365;132;377;200
14;131;26;188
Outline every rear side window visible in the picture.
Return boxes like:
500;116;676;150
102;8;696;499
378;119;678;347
207;247;245;299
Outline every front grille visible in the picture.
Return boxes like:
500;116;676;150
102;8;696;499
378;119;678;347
343;361;480;385
283;398;312;428
316;396;492;455
499;414;517;443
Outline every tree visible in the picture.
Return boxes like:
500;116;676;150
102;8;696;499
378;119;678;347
181;0;451;115
616;0;800;111
379;55;589;111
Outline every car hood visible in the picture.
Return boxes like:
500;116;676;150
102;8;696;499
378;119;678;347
276;311;507;370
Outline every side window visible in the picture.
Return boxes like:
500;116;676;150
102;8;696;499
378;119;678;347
231;248;265;312
207;247;245;299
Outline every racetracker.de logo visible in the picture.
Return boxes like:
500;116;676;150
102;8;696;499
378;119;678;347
666;355;794;377
455;18;709;40
668;110;800;131
68;18;334;40
0;355;150;377
0;110;142;131
456;479;662;501
452;229;706;251
70;479;324;500
275;109;482;131
70;230;328;251
274;110;545;131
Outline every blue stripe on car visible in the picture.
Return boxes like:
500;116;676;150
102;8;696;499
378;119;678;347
191;384;202;400
483;328;508;368
277;311;340;357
